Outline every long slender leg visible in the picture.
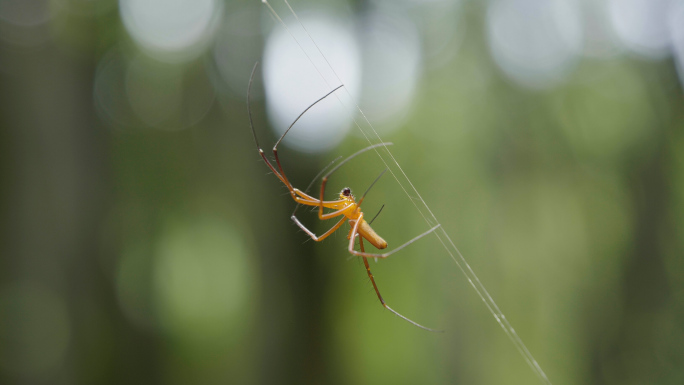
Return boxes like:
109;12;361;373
348;214;441;259
292;155;342;215
290;158;352;237
291;198;351;242
357;168;388;207
248;62;347;209
318;142;393;220
296;145;388;217
290;199;351;243
248;62;297;197
292;215;347;242
368;204;385;226
295;199;354;220
272;85;344;193
358;237;441;332
248;62;394;219
293;196;348;209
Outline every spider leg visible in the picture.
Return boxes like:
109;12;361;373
368;205;385;226
357;168;388;207
348;214;441;259
294;196;348;209
248;62;343;203
358;237;442;332
292;155;342;217
291;212;347;242
247;63;291;191
318;143;392;220
272;85;343;194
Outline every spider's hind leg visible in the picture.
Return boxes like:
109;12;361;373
357;236;442;332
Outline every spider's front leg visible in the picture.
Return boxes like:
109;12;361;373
291;214;348;242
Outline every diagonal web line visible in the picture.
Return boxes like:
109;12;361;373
261;1;552;383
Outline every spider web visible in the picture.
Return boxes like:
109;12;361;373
260;1;552;383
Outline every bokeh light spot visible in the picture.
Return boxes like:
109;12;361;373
358;10;422;134
211;4;263;98
152;216;256;346
668;1;684;89
94;48;137;127
0;0;52;47
263;12;361;153
580;0;624;58
94;49;215;131
125;57;184;128
486;0;582;89
119;0;221;62
609;0;672;59
555;63;654;162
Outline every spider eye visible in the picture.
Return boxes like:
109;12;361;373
342;187;351;196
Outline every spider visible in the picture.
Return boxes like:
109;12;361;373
247;62;441;332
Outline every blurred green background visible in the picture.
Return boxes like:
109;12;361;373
1;0;684;384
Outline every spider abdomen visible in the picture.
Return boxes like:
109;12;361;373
357;219;388;249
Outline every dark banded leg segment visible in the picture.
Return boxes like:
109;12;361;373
358;237;442;332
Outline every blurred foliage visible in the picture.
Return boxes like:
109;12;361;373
1;0;683;385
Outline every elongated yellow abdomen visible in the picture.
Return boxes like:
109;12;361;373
357;220;388;249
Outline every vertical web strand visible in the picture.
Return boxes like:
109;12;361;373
261;1;552;384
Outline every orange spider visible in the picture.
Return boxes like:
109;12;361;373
247;62;441;331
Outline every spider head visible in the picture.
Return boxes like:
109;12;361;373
340;187;352;199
